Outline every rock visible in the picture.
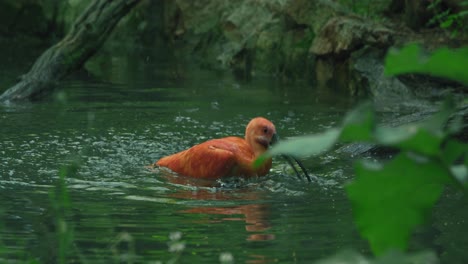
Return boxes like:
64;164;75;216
350;47;430;110
310;16;393;56
284;0;346;33
168;0;346;76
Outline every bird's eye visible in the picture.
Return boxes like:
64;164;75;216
263;127;268;134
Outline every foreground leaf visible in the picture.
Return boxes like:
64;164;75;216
374;98;456;156
374;125;443;156
441;139;468;166
385;44;468;85
254;102;375;167
451;165;468;186
253;128;341;168
314;249;438;264
346;153;451;255
339;102;375;142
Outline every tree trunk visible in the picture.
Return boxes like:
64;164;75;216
0;0;142;102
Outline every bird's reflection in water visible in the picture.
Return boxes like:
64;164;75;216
164;173;275;242
181;202;274;242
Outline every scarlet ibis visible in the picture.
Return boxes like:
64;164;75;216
154;117;310;181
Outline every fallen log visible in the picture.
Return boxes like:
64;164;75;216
0;0;141;102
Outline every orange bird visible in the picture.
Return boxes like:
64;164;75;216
154;117;310;181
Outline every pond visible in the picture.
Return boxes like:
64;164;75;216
0;41;466;263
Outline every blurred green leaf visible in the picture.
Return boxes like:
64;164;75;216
441;139;467;165
385;44;468;85
314;249;438;264
256;99;457;163
440;17;453;28
374;98;455;156
451;165;468;185
420;98;455;132
258;102;375;165
313;249;368;264
339;102;375;142
447;114;463;135
253;128;340;168
252;97;466;257
252;154;269;169
258;128;341;162
346;153;451;255
375;125;442;156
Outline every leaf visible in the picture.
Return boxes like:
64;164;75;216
440;17;454;28
346;153;451;256
339;102;375;142
313;249;438;264
253;102;375;168
441;139;467;165
419;97;455;132
265;128;341;159
253;155;269;169
374;98;456;156
451;165;468;186
375;125;443;156
385;44;468;85
253;128;340;168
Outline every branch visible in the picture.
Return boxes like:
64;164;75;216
0;0;142;102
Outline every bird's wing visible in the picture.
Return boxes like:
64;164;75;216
157;139;242;179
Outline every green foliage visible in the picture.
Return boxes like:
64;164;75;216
339;102;375;141
254;129;340;167
255;100;467;256
375;101;459;155
314;249;438;264
385;44;468;85
347;154;450;255
337;0;389;19
256;42;468;254
427;0;468;38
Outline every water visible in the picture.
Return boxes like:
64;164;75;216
0;41;466;263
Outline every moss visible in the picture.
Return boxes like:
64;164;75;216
253;23;285;74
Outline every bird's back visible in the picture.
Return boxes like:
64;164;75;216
156;137;268;179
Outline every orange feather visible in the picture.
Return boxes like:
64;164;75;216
155;117;276;179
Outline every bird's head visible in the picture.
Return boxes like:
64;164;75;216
245;117;277;155
246;117;312;182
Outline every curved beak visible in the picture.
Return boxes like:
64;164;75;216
270;134;311;183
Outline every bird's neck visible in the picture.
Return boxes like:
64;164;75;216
246;136;268;157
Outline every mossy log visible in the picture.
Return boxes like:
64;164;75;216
0;0;141;102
